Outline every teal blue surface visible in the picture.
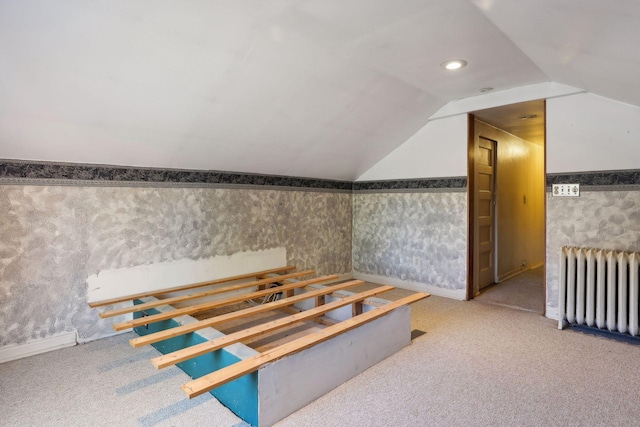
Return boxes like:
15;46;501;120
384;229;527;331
133;303;259;426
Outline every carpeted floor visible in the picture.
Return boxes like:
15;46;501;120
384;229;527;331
3;284;640;426
474;267;545;313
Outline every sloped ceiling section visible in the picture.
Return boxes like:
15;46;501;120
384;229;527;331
471;0;640;109
0;1;638;181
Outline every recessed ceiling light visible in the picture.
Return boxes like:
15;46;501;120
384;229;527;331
440;59;468;71
519;114;538;120
479;87;493;93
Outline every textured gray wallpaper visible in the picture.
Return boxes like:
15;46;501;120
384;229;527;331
0;186;352;346
352;192;467;290
546;190;640;312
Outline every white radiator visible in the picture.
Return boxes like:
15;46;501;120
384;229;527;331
558;246;640;336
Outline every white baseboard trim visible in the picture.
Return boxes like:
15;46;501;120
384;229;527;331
353;272;466;300
0;331;77;364
78;329;129;344
498;263;545;283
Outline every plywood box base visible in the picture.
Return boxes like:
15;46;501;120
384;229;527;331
133;289;412;427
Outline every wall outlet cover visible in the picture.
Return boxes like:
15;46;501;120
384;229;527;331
552;184;580;197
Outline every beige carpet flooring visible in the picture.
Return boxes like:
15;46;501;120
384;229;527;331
3;282;640;426
474;267;545;313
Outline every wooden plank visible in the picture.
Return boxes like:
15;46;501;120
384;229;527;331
181;292;430;399
112;275;338;331
152;285;395;369
308;316;339;327
88;265;297;308
99;270;314;318
277;306;302;316
129;280;365;348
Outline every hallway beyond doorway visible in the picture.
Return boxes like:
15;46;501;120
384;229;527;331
475;267;544;313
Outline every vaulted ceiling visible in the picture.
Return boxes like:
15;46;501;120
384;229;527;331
1;1;639;180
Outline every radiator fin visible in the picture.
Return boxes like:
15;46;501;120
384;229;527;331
559;247;640;337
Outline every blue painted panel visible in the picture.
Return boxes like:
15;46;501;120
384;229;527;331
133;303;259;426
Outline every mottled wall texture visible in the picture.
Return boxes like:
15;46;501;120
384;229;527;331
546;189;640;314
0;185;352;346
353;190;467;291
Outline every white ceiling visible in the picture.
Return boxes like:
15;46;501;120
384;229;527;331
1;0;638;181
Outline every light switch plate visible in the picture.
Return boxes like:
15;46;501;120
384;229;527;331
552;183;580;197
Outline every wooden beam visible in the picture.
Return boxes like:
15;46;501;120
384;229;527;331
112;275;338;331
352;301;363;317
151;285;395;369
99;270;314;318
129;280;365;348
181;292;430;399
88;265;297;308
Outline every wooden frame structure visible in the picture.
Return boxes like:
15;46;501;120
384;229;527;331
90;266;428;426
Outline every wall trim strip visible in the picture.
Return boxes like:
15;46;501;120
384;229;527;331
0;331;77;364
547;169;640;188
0;177;355;193
1;160;470;192
353;177;467;193
6;161;638;193
0;159;352;192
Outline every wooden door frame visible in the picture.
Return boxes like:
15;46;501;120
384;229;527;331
542;100;547;317
466;107;548;312
467;114;475;301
